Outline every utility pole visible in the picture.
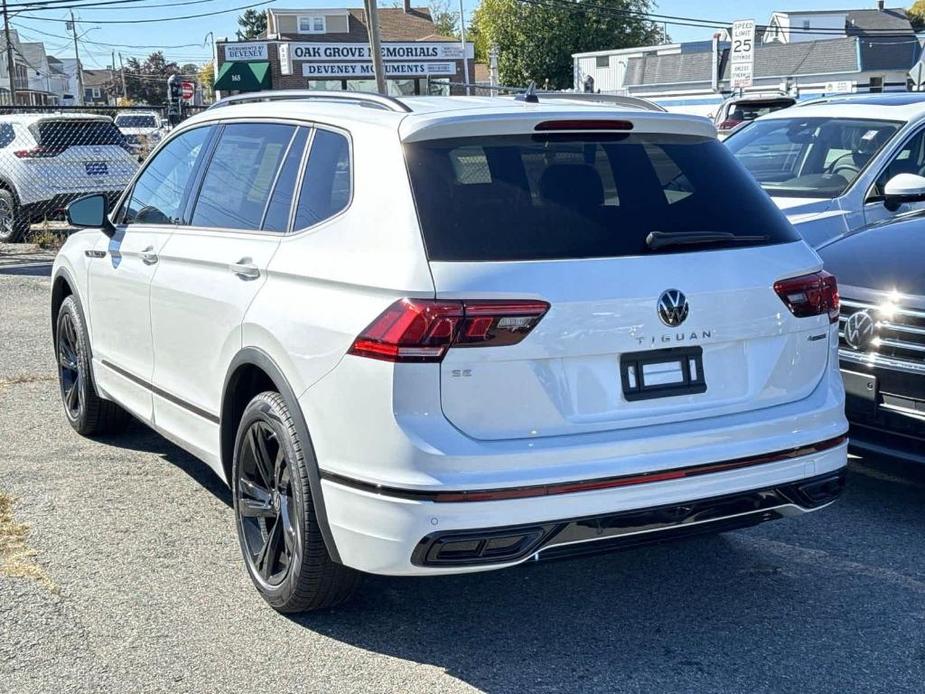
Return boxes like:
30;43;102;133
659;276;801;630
69;11;84;105
118;52;127;100
362;0;386;95
2;0;15;104
458;0;469;95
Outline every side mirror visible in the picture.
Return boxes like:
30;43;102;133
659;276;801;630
884;173;925;212
66;194;115;237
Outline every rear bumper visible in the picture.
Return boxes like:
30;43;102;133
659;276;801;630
413;470;846;567
321;439;848;575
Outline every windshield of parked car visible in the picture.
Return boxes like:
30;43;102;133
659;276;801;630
725;116;902;198
115;115;158;129
405;132;798;261
719;99;794;126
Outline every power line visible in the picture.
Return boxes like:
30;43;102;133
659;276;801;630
12;21;211;48
7;0;231;13
17;0;274;24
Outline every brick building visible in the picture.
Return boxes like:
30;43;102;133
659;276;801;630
214;5;474;97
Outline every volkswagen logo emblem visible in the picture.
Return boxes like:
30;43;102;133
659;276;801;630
844;310;876;351
657;289;689;327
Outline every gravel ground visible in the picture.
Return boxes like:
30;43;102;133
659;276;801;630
2;245;925;693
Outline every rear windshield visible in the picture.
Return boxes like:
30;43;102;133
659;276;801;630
725;117;901;198
721;99;794;123
115;115;157;129
405;133;799;262
35;120;126;147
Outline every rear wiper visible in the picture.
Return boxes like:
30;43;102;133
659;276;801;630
645;231;770;251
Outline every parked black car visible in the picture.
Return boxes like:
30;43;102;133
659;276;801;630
818;213;925;461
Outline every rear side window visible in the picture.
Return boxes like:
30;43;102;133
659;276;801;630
293;128;351;229
405;133;799;261
192;123;296;231
0;123;13;148
35;119;126;150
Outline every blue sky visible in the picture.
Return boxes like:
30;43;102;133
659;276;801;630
7;0;898;70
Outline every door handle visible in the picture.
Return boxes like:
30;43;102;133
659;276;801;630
140;246;158;265
230;258;260;280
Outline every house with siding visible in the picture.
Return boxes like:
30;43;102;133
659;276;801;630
573;6;920;115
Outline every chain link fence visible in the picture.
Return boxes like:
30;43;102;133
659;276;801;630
0;105;203;243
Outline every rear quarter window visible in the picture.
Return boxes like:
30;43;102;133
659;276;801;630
405;132;798;261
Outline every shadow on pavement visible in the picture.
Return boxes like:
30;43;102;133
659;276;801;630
283;455;925;692
0;262;53;277
96;418;232;508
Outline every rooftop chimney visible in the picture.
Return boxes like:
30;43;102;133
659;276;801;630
404;0;412;13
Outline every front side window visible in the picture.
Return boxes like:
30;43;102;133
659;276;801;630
293;128;351;229
725;117;902;198
405;132;798;262
869;126;925;200
191;122;296;231
123;126;212;225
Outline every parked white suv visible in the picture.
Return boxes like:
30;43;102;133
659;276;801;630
113;110;166;157
51;93;849;612
0;113;139;242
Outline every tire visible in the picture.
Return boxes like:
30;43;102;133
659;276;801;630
56;295;131;436
232;391;361;613
0;188;29;243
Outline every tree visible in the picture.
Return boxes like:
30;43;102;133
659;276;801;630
471;0;666;90
122;51;180;105
237;9;267;40
429;0;460;38
910;1;925;31
199;62;215;100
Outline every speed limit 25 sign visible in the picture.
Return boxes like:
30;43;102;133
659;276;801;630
730;19;756;89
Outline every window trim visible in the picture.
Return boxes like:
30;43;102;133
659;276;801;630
140;117;353;238
297;15;326;33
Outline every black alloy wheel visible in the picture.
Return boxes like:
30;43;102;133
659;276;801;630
232;392;361;612
57;309;83;421
54;295;130;436
236;420;299;587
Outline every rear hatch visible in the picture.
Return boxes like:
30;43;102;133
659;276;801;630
404;114;834;440
24;117;137;194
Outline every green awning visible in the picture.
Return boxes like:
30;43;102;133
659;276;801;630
214;61;271;92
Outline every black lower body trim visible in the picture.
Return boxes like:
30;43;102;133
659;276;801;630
411;470;847;567
101;359;220;424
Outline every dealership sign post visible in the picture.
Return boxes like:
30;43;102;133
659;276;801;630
730;19;756;90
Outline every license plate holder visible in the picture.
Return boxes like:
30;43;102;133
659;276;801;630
621;346;706;402
841;369;877;414
85;161;108;176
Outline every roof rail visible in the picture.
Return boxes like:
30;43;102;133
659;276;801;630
207;90;412;113
535;93;667;112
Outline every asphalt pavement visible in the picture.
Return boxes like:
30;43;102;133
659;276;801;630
1;244;924;693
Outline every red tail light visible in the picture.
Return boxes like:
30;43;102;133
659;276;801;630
718;119;743;130
14;145;64;158
349;299;550;363
774;271;839;323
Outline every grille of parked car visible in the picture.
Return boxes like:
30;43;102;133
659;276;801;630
839;298;925;372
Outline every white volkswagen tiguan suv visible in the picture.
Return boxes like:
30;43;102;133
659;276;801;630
51;93;849;612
